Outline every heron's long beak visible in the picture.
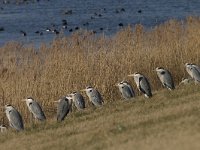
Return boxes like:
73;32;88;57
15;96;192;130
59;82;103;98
53;100;59;103
21;99;27;102
128;74;134;77
80;89;86;92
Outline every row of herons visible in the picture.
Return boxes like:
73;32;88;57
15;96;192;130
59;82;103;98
116;67;175;99
2;63;200;131
3;86;103;131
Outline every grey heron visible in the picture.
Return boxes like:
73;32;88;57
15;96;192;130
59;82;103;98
81;86;103;107
128;73;152;98
55;96;72;122
185;63;200;83
22;97;46;121
115;81;135;100
155;67;175;90
5;104;24;131
69;92;85;110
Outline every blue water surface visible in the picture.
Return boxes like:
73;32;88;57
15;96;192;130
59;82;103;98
0;0;200;47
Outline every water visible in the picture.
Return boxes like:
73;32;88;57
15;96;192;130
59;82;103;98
0;0;200;47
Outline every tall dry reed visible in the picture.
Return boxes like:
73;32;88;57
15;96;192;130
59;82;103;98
0;16;200;123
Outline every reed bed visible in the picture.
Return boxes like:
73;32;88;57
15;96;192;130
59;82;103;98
0;16;200;123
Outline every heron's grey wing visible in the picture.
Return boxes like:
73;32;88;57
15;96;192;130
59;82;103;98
57;100;69;121
126;84;135;97
122;86;134;99
96;90;103;104
76;94;85;109
163;71;175;89
139;77;152;97
9;109;24;131
191;67;200;82
29;102;46;121
193;64;200;73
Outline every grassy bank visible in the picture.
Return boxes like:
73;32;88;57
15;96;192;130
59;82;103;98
0;16;200;123
0;84;200;149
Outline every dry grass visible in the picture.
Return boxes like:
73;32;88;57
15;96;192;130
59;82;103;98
0;84;200;150
0;16;200;124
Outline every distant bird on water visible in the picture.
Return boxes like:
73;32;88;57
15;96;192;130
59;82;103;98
20;30;27;36
185;63;200;83
81;86;103;107
5;104;24;131
69;92;85;110
115;81;135;100
55;96;72;122
155;67;175;90
128;73;152;98
22;97;46;121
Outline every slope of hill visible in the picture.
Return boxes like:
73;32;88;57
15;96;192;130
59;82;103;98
0;84;200;150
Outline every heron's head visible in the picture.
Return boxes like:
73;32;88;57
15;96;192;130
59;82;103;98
115;82;124;87
155;67;164;70
81;86;94;93
69;91;77;97
4;104;13;110
65;96;73;104
122;81;129;85
185;63;191;67
22;97;34;103
155;67;165;73
132;72;142;78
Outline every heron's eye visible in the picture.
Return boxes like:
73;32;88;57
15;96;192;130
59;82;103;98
29;102;32;106
122;86;124;88
160;71;165;75
89;90;92;92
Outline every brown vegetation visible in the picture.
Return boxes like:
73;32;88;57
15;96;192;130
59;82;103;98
0;17;200;124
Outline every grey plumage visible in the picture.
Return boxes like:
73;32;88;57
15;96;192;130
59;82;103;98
70;92;85;110
185;63;200;83
82;86;103;107
23;97;46;121
128;73;152;98
156;67;175;90
116;81;135;100
5;104;24;131
56;96;72;122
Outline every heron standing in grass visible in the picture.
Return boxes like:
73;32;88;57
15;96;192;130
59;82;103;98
69;92;85;110
55;96;72;122
22;97;46;121
5;104;24;131
155;67;175;90
81;86;103;107
115;81;135;100
185;63;200;83
128;73;152;98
